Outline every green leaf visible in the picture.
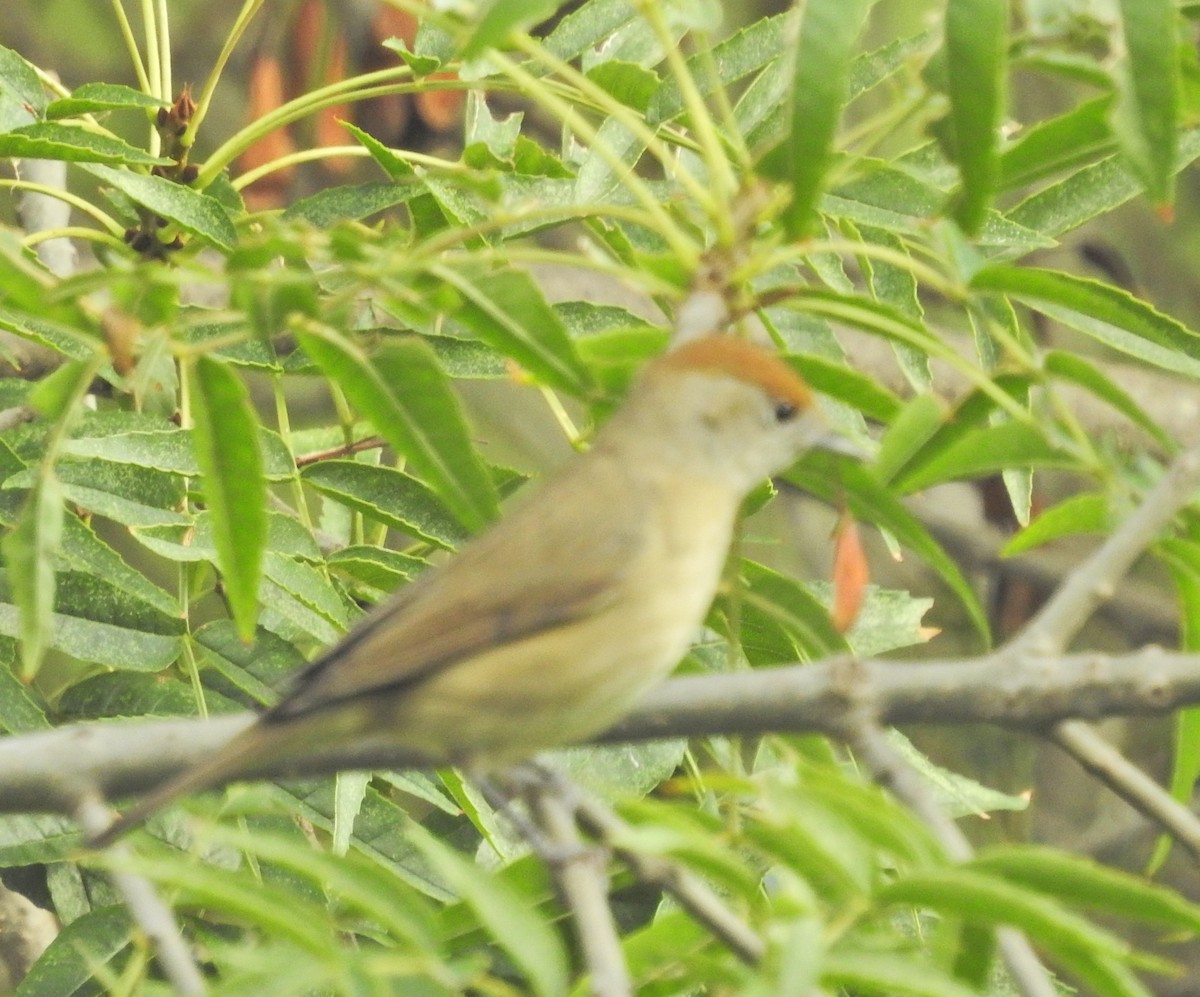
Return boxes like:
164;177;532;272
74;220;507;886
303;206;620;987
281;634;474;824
82;164;237;251
725;560;847;664
302;460;468;550
893;422;1070;494
0;44;47;124
282;181;418;226
943;0;1007;232
27;359;97;421
326;545;427;592
195;619;306;703
1002;493;1110;556
1007;127;1200;239
0;600;181;670
0;305;105;362
61;425;293;480
295;328;495;531
822;949;979;997
57;670;234;720
45;82;169;119
0;648;50;732
2;474;62;680
840;586;934;658
745;797;873;903
436;265;592;395
264;552;353;632
60;514;176;615
786;353;901;423
0;122;171;166
877;869;1156;997
542;0;640;62
1112;0;1179;208
999;96;1114;190
585;60;660;113
371;338;500;528
971;845;1200;932
1043;350;1170;449
207;825;441;949
341;121;414;180
406;823;569;997
460;0;567;59
888;729;1027;818
874;395;946;485
972;264;1200;376
189;357;267;639
13;906;131;997
647;13;786;123
1154;534;1200;872
108;851;340;954
766;0;872;236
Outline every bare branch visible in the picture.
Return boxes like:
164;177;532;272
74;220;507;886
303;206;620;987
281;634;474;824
74;795;205;996
1010;445;1200;655
523;779;632;997
1049;720;1200;862
4;647;1200;818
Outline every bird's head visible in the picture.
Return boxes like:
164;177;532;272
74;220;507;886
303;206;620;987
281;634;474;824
612;336;840;495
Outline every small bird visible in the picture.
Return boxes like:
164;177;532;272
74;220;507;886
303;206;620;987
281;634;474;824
93;334;834;846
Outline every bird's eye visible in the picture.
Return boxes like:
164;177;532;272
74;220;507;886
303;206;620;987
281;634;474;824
773;401;798;423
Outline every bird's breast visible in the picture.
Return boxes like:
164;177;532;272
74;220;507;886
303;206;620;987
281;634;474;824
387;477;739;766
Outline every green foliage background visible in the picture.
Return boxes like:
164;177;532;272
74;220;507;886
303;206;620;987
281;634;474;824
2;0;1200;994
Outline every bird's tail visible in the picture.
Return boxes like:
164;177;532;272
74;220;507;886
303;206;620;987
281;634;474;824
89;721;283;849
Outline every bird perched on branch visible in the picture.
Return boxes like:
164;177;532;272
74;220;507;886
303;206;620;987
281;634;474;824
93;334;837;847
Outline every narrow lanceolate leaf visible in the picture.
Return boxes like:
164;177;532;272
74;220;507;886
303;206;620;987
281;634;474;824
1112;0;1178;210
45;82;169;119
82;164;237;251
1008;127;1200;239
768;0;872;236
302;461;468;550
372;339;499;527
972;264;1200;376
1002;493;1109;557
0;123;172;166
436;266;592;395
0;44;47;122
296;328;495;532
0;651;50;732
2;474;63;680
944;0;1007;233
406;823;569;997
189;357;267;640
892;422;1070;494
1043;350;1170;449
970;845;1200;932
460;0;567;59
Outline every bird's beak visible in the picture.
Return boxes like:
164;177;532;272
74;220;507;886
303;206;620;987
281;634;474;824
812;431;870;461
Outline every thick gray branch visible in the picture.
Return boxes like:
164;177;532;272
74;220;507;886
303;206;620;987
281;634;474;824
1;646;1197;817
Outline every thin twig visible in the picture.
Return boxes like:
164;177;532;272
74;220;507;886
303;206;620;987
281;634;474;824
1050;720;1200;863
1011;445;1200;656
571;794;766;965
523;777;632;997
294;435;386;467
74;794;206;996
847;724;1059;997
1002;446;1200;869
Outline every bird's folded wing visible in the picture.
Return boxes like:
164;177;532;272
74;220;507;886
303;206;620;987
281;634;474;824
268;454;646;721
